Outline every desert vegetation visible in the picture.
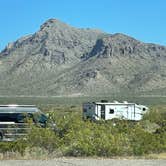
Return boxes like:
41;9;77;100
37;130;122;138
0;104;166;159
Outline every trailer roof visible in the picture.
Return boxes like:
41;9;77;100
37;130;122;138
95;102;136;105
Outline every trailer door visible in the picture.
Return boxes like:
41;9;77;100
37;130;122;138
100;104;105;119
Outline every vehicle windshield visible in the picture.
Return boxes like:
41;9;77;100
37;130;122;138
37;113;48;124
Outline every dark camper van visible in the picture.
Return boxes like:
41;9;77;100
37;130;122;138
0;105;48;141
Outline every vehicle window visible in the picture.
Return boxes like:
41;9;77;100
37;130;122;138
0;113;18;122
17;113;33;123
38;114;47;123
17;114;26;123
33;113;47;124
0;113;8;121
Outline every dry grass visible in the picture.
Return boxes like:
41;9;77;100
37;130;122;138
145;153;166;159
1;152;166;160
0;147;63;160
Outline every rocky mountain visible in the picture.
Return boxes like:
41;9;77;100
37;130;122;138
0;18;166;96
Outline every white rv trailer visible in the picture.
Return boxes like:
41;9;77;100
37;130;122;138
83;101;148;121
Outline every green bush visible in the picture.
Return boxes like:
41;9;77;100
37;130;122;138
143;106;166;124
0;139;27;155
27;127;61;153
0;106;166;158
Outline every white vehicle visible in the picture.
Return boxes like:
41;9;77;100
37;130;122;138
83;100;148;121
0;105;48;141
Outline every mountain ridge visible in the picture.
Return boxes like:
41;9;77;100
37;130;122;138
0;19;166;96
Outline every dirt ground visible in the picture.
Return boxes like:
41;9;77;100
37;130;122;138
0;158;166;166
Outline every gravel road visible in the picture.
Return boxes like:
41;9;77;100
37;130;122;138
0;159;166;166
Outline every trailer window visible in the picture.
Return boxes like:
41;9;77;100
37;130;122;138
109;109;114;114
143;108;146;111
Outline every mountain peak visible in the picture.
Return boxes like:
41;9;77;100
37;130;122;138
40;18;71;31
45;18;61;23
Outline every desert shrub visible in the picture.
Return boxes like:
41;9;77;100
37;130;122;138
143;106;166;124
26;127;61;153
0;139;27;155
0;106;166;158
21;108;166;156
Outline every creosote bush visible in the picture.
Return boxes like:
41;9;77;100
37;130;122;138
0;106;166;158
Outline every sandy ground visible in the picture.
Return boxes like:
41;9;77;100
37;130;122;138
0;158;166;166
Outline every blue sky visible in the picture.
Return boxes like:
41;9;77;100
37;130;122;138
0;0;165;51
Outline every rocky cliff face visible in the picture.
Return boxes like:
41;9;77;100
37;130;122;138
0;19;166;96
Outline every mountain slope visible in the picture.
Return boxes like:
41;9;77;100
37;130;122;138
0;19;166;96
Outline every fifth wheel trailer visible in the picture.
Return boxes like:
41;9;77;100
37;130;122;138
83;101;148;121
